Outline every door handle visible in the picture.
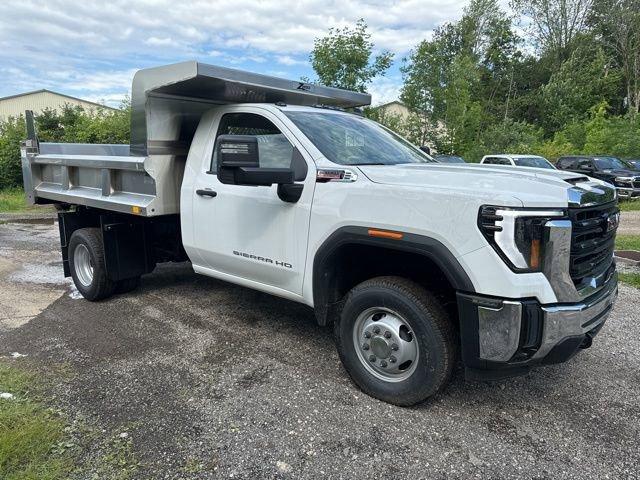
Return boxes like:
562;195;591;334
196;189;217;198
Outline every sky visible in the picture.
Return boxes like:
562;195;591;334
0;0;470;107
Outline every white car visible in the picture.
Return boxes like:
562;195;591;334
480;154;556;170
21;62;619;406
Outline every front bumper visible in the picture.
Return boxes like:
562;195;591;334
457;271;617;378
615;186;640;198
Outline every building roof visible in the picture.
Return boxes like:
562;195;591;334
375;100;407;109
0;89;117;110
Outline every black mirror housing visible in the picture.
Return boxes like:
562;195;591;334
235;167;294;186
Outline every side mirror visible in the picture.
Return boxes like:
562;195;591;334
216;135;294;186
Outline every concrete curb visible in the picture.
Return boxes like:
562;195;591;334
0;211;57;224
615;250;640;267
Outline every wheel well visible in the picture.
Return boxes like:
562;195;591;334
58;207;186;281
314;243;460;326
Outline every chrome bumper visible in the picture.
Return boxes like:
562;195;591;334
616;187;640;198
534;271;617;359
458;271;617;368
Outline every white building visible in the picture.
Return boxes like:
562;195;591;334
375;100;412;120
0;89;115;120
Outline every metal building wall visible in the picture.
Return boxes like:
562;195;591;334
0;91;112;120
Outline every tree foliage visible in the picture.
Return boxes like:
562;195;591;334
310;19;393;92
391;0;640;161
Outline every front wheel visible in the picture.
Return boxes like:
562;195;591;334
334;276;456;406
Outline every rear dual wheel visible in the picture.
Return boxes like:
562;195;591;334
334;276;456;406
69;228;140;301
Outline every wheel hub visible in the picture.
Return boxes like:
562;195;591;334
74;244;94;287
370;336;391;358
353;307;419;382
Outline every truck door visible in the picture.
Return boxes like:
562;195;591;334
191;108;314;296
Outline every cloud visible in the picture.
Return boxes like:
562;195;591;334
368;75;403;106
276;55;308;66
144;37;176;47
0;0;469;105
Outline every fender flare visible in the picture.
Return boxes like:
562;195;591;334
312;226;475;325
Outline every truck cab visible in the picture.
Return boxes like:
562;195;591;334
21;62;619;406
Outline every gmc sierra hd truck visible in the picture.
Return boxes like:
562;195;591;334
21;61;619;406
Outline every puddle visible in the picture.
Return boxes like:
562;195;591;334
68;284;83;299
8;261;68;286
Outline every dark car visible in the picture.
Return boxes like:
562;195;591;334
556;155;640;198
625;159;640;170
433;154;466;164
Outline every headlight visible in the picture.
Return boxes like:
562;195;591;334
478;206;565;272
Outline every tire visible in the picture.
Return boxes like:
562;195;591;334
115;276;141;294
334;276;456;406
68;228;115;301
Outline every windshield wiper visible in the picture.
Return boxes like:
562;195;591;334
352;162;387;166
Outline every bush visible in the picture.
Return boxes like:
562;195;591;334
0;117;26;189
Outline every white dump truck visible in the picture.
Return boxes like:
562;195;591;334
22;61;619;406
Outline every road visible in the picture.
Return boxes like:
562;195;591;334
1;218;639;479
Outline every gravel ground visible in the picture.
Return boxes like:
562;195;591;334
619;210;640;235
1;220;639;480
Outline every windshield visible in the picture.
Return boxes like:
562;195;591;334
513;156;555;169
594;156;629;170
284;111;434;166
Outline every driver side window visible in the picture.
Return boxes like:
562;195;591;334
577;159;593;170
211;113;294;173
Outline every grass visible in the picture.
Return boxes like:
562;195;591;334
0;188;57;214
0;188;33;213
618;199;640;212
615;235;640;288
615;234;640;251
0;362;72;480
619;272;640;289
95;433;140;480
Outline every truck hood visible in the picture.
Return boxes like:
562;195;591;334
599;169;639;177
357;163;611;207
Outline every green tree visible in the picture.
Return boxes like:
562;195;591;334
589;0;640;115
510;0;593;62
540;36;622;131
401;0;515;156
310;19;393;92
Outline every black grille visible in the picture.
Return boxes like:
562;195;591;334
569;202;618;289
633;180;640;189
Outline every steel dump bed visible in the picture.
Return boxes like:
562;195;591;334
21;61;370;216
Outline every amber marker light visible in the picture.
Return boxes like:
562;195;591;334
530;238;541;269
368;229;404;240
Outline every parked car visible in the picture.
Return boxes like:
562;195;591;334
21;61;619;406
434;154;466;164
625;159;640;170
480;154;556;169
556;155;640;198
